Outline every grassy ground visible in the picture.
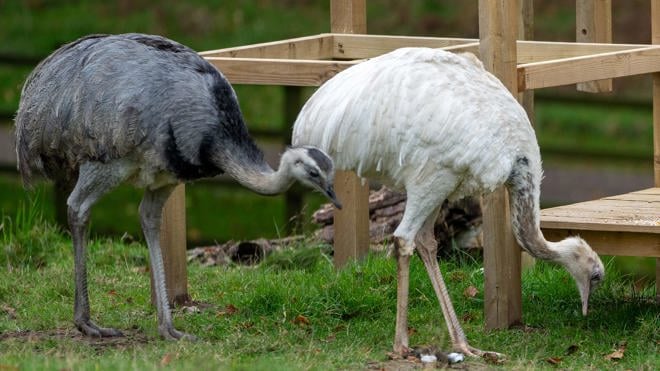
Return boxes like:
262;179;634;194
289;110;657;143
0;216;658;370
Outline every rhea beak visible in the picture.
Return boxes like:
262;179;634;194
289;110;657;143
324;185;342;209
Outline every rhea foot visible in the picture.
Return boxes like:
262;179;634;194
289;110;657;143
454;342;504;360
159;325;197;341
75;319;123;337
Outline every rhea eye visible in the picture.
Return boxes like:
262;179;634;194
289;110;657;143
309;169;319;178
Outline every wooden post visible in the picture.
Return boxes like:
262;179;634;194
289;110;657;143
331;0;367;34
576;0;613;93
652;0;660;303
283;86;304;234
154;184;190;305
330;0;370;268
333;170;370;267
479;0;523;330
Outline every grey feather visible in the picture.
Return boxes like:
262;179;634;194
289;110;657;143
15;33;266;187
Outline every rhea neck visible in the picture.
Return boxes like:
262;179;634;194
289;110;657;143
221;149;296;195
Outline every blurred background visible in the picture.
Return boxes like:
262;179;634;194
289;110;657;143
0;0;654;254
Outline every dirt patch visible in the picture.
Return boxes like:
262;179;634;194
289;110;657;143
0;328;152;351
366;347;496;370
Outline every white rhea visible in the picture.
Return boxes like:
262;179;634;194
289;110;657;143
293;48;604;357
15;33;341;341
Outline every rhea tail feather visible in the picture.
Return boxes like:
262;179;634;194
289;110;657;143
505;156;605;315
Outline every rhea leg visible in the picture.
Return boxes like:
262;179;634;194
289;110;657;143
393;238;411;354
139;186;195;341
391;190;441;355
68;162;130;337
415;209;501;358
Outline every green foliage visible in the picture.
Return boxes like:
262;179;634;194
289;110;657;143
0;191;66;269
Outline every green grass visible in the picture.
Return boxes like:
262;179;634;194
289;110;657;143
0;217;658;370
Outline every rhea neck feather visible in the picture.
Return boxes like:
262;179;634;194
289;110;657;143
219;148;298;195
507;157;604;315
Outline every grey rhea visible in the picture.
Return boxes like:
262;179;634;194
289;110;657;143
15;33;341;340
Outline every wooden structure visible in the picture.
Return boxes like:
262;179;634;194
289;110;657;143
160;0;660;325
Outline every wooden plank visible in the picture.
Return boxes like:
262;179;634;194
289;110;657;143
576;0;613;92
541;220;659;234
518;46;660;91
479;0;522;330
632;188;660;195
653;0;660;304
517;40;646;63
330;0;370;268
442;42;481;55
332;34;477;59
198;32;648;64
545;201;659;212
156;184;190;305
542;229;660;257
204;57;358;86
198;34;334;59
331;34;645;63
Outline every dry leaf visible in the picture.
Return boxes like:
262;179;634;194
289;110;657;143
160;353;172;366
546;357;562;365
132;266;150;274
604;342;627;361
463;285;479;298
1;304;17;320
217;304;238;317
293;314;310;326
461;312;476;322
604;349;625;361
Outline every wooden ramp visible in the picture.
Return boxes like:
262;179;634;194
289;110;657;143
541;188;660;258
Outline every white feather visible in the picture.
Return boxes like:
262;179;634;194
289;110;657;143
293;47;539;241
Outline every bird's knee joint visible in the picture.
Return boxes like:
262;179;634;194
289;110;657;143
391;237;415;257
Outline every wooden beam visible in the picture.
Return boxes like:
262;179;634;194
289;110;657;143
518;46;660;91
479;0;522;330
442;42;481;55
199;34;334;59
542;229;660;258
199;34;652;73
330;0;370;268
155;184;190;306
652;0;660;303
576;0;613;92
204;57;358;86
332;34;478;59
517;40;646;63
